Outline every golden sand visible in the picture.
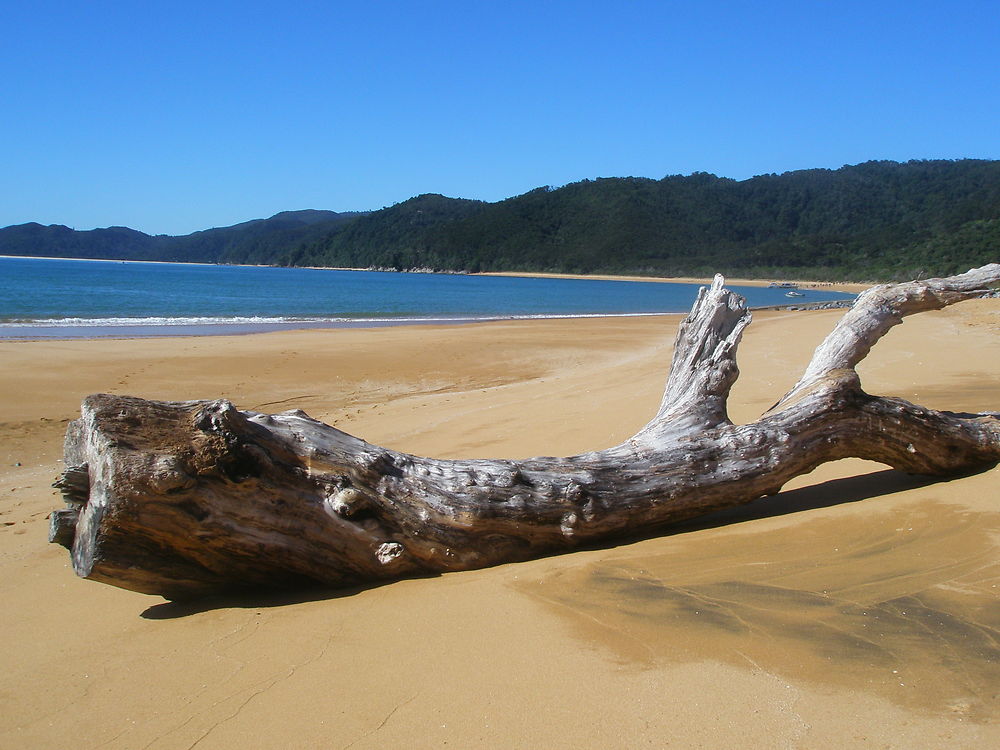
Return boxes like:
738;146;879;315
0;299;997;748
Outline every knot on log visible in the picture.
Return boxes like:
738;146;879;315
191;401;270;483
560;512;579;539
195;399;245;432
323;486;372;518
376;541;405;566
494;467;524;488
563;481;587;504
146;455;197;494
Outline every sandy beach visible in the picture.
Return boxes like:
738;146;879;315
1;297;998;748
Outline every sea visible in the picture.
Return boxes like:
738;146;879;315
0;256;856;339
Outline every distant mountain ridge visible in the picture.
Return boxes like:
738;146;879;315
3;160;998;280
0;209;364;265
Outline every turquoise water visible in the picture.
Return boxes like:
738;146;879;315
0;256;855;338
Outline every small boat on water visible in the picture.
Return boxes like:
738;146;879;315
785;291;805;297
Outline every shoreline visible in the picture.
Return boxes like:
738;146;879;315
0;253;217;267
478;269;870;293
0;300;855;342
3;253;871;293
0;311;682;342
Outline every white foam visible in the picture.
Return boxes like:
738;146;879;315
0;311;673;328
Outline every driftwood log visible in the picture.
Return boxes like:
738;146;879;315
51;265;1000;599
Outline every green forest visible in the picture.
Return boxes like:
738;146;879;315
3;160;998;281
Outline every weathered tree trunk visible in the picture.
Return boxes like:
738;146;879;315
51;266;1000;599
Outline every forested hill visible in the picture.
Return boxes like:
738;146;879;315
0;209;364;265
283;160;999;280
3;160;998;280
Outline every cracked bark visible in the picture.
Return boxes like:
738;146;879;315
50;265;1000;599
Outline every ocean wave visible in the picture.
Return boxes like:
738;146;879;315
0;311;673;328
0;315;337;327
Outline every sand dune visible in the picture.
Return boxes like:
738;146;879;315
1;299;997;748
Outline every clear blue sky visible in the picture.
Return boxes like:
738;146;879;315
3;0;997;235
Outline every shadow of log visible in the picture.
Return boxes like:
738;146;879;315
665;465;992;533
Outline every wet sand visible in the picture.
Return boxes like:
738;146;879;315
0;299;997;748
